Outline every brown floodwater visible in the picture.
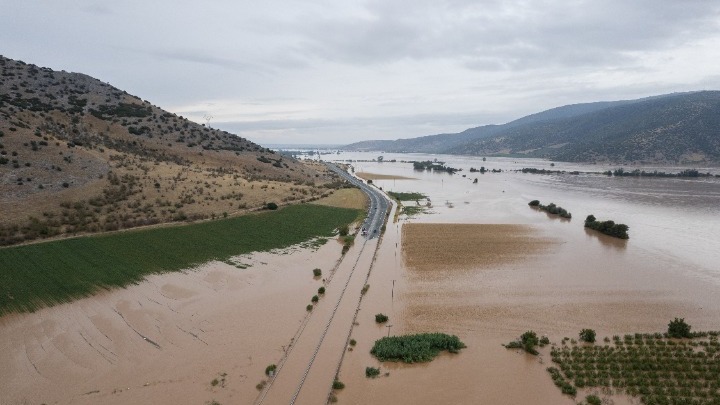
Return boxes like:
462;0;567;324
3;152;718;405
0;242;344;405
332;152;720;404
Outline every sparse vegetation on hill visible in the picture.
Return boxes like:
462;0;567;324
0;55;349;245
0;204;360;316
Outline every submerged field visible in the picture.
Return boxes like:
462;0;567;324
0;204;361;316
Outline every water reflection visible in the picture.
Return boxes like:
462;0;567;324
583;227;628;251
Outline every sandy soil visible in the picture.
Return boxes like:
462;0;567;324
355;172;416;181
0;241;342;405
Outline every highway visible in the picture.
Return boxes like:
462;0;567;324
255;163;390;405
325;162;389;239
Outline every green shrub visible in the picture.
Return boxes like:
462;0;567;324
339;224;349;236
375;313;389;323
311;295;319;303
332;380;345;389
349;339;357;346
265;364;277;376
579;329;596;343
370;333;466;363
266;202;278;210
505;331;540;355
584;214;629;239
586;395;601;405
318;286;325;295
365;367;380;378
313;268;322;277
668;318;692;338
306;304;313;311
528;200;540;206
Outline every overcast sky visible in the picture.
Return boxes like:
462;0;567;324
2;0;719;145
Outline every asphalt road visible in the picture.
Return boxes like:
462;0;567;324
325;162;389;239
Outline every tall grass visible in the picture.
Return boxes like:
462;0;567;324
0;205;360;316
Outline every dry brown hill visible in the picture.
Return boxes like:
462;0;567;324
0;55;346;246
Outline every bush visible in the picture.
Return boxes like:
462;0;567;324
365;367;380;378
505;331;541;355
370;333;466;363
332;380;345;389
349;339;357;346
668;318;692;338
265;364;277;376
318;286;325;295
586;395;601;405
313;268;322;277
375;313;389;323
584;214;629;239
266;202;278;210
528;200;540;206
311;295;319;303
339;224;349;236
579;329;596;343
306;304;313;311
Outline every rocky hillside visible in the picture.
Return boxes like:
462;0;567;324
345;92;720;164
0;55;344;246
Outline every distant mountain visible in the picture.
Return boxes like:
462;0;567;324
345;92;720;164
0;55;341;245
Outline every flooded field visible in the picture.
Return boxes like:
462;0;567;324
332;152;720;404
2;151;719;405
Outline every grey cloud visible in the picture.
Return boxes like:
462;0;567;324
286;0;720;71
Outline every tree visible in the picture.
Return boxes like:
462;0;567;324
579;329;596;343
266;202;278;210
520;331;540;354
668;318;691;338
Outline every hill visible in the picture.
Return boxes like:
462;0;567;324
345;92;720;164
0;55;346;246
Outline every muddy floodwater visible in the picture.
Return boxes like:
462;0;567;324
333;153;720;404
2;152;719;405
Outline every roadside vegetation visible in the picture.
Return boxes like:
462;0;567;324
388;191;430;218
0;204;360;316
370;333;466;363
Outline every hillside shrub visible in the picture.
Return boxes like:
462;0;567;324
313;268;322;277
375;313;389;323
266;202;278;210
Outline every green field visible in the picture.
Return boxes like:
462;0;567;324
0;204;361;316
387;191;427;201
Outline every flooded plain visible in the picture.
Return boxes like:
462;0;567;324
333;153;720;404
2;152;719;405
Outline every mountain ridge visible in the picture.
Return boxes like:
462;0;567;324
345;91;720;164
0;55;343;245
